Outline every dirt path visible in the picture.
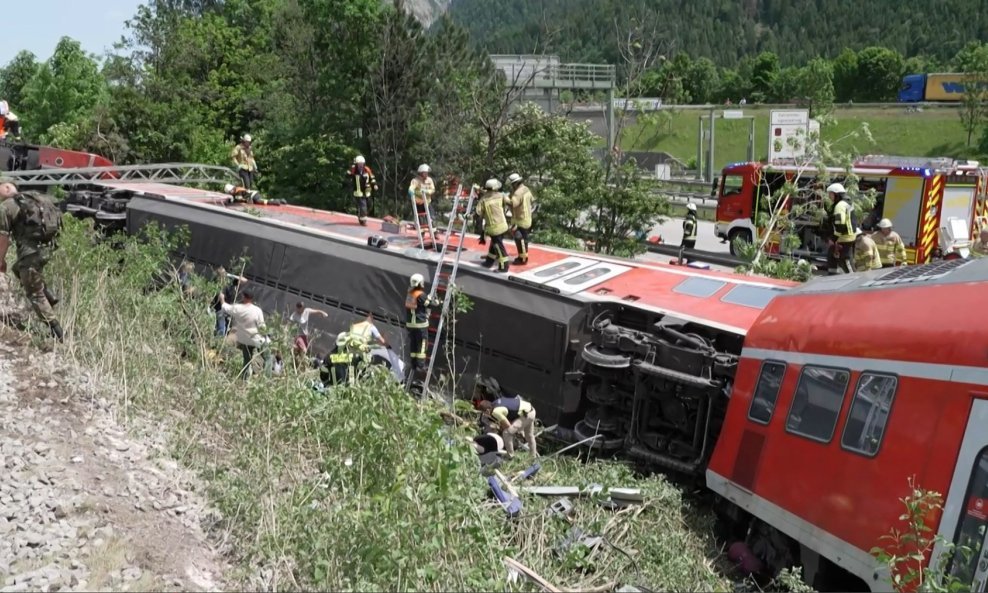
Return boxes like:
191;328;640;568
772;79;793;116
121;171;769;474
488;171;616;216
0;326;231;592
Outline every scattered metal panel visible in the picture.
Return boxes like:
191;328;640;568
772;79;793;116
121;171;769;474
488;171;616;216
863;258;971;287
673;276;729;298
721;284;788;309
545;262;632;295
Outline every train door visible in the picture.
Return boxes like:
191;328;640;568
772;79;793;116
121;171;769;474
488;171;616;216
932;398;988;590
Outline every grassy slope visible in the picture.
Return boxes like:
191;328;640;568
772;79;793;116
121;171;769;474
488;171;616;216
622;105;973;171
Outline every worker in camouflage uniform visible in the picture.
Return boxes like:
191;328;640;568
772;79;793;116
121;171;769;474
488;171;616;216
0;179;64;341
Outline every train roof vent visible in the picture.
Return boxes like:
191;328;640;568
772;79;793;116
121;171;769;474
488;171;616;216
863;258;971;288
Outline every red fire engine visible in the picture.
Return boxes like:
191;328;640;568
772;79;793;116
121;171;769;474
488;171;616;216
714;156;988;264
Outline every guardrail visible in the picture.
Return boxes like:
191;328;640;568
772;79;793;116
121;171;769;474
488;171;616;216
569;101;963;112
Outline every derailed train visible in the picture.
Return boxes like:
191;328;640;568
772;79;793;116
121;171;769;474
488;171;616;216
61;176;988;592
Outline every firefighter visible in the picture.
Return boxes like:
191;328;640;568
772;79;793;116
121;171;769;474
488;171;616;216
320;332;363;388
854;229;882;271
231;134;257;190
873;218;908;267
827;183;856;274
405;273;436;376
680;202;698;264
972;229;988;258
505;173;534;265
479;178;511;273
223;184;286;206
348;155;378;226
475;376;538;457
409;164;435;223
349;311;389;352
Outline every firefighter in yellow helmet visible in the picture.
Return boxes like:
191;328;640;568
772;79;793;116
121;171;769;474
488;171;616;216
853;229;882;271
478;178;511;273
405;273;437;374
409;164;435;222
872;218;908;267
505;173;534;265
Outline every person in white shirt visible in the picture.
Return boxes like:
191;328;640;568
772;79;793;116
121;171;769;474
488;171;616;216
219;289;269;379
290;301;329;356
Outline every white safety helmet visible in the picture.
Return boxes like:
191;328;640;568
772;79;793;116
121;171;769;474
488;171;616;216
826;182;846;194
485;178;501;190
686;202;697;212
417;164;430;174
507;173;523;185
354;155;366;165
410;273;425;288
854;228;864;238
877;218;893;229
223;183;235;194
336;332;350;347
241;133;252;143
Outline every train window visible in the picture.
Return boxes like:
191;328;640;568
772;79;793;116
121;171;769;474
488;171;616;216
720;284;787;309
946;447;988;585
840;373;897;457
747;361;787;425
785;366;851;443
673;277;727;298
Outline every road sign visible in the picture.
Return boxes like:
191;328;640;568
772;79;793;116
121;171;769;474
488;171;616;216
769;109;813;164
722;110;744;119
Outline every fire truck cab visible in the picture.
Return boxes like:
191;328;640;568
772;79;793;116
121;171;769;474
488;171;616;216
714;156;988;264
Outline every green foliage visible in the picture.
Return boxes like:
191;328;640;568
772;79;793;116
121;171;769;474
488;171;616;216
0;51;39;110
855;47;906;103
871;477;971;593
955;42;988;146
43;218;730;592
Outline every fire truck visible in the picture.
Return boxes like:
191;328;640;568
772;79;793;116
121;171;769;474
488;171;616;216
714;155;988;264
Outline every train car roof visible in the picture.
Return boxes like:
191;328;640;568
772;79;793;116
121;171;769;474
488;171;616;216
743;257;988;378
99;181;796;336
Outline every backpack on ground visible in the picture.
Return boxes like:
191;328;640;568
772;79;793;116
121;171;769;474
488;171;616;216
14;191;61;242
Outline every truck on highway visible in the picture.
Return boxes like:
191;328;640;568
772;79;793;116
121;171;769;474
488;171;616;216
713;155;988;264
898;73;988;102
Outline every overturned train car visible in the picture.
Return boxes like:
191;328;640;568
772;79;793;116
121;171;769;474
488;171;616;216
112;186;793;479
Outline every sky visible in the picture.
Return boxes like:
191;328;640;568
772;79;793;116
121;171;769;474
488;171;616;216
0;0;145;64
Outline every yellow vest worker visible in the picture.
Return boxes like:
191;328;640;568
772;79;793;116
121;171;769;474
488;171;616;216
231;134;257;190
872;218;908;267
854;232;882;271
479;179;510;273
404;273;434;374
827;183;856;274
506;173;534;265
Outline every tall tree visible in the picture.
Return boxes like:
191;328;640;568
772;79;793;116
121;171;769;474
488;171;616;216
954;42;988;146
20;38;106;142
750;51;780;103
0;51;39;110
852;47;905;102
797;58;835;117
831;48;858;102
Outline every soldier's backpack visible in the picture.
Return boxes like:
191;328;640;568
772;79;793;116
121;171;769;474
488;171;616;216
14;192;61;242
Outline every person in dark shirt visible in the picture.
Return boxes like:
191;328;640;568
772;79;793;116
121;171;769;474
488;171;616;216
210;266;247;337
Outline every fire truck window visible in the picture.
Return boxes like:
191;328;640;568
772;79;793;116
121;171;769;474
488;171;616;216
840;373;897;457
785;365;850;443
946;447;988;586
747;361;786;425
721;175;743;197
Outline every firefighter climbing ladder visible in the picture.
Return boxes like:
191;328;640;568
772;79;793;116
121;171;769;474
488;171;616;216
421;184;478;397
409;184;440;251
0;163;240;186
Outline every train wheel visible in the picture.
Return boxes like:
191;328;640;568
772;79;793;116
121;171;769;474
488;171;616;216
581;343;631;369
728;229;752;256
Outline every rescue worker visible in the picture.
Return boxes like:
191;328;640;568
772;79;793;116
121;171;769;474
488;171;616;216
827;182;856;274
405;273;436;375
854;229;882;271
873;218;908;267
223;184;285;206
0;179;63;341
349;311;389;352
475;376;538;457
231;134;257;190
972;229;988;258
409;164;435;223
505;173;534;265
320;332;363;388
479;178;511;273
348;155;378;226
681;202;698;264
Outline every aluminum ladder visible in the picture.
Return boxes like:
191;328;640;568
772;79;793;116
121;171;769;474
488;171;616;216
421;184;478;397
409;181;440;251
0;163;240;187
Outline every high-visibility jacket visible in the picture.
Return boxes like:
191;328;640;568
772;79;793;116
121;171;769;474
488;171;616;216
231;143;256;171
833;200;855;243
508;184;534;229
349;165;378;197
326;350;360;386
405;288;430;329
480;191;509;236
683;213;697;242
491;395;534;424
873;230;908;265
409;177;435;205
854;235;883;271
